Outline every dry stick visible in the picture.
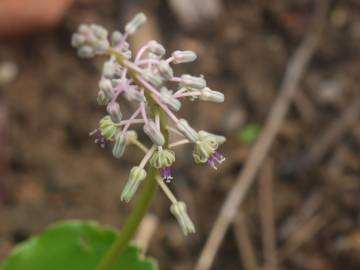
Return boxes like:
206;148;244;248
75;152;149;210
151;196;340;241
293;96;360;172
278;214;328;262
259;160;278;270
194;2;329;269
278;191;323;241
233;214;260;270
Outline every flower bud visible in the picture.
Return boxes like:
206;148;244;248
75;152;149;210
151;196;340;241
111;31;123;46
157;60;174;80
180;74;206;90
147;41;166;57
112;132;126;158
150;149;175;169
121;166;147;202
170;201;195;235
90;24;108;39
143;120;165;146
199;87;224;103
71;33;85;47
106;102;122;123
102;61;116;78
172;50;197;64
99;116;118;140
125;13;147;34
160;87;181;111
124;88;145;102
78;46;95;58
142;70;163;87
99;79;113;100
176;119;199;143
97;90;110;105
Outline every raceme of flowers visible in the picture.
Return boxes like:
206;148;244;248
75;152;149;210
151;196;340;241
71;13;226;235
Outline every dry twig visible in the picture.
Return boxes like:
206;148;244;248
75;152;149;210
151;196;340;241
288;96;360;173
233;213;259;270
259;160;278;270
195;1;329;269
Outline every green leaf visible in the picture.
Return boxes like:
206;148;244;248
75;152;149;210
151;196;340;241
0;221;157;270
237;124;261;145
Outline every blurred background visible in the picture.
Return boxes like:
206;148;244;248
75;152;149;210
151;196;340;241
0;0;360;269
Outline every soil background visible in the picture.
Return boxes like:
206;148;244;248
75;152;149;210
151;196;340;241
0;0;360;269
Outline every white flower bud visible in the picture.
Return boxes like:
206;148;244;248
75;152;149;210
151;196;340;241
99;79;113;99
176;119;199;143
106;102;122;123
172;50;197;64
78;46;95;58
111;31;123;46
124;88;145;102
97;90;110;105
157;60;174;80
147;41;166;57
71;33;85;47
121;166;147;202
90;24;108;39
143;120;165;146
170;201;195;235
160;87;181;111
125;13;147;34
102;61;115;78
142;70;163;87
199;87;224;103
78;24;89;34
180;74;206;90
112;132;126;158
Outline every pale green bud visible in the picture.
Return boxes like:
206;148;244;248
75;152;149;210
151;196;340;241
150;149;175;169
121;166;147;202
160;87;181;111
176;119;199;143
99;79;113;100
157;60;173;80
180;74;206;90
172;50;197;64
112;132;126;158
170;201;195;236
142;70;163;87
97;90;110;106
125;13;147;34
143;120;165;146
199;87;224;103
78;46;95;58
111;31;123;46
107;102;122;123
147;41;166;57
103;61;116;78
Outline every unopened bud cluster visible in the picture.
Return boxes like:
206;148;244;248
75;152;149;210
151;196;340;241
72;13;226;235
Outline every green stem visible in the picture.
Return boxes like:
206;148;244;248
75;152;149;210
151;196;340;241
96;167;158;270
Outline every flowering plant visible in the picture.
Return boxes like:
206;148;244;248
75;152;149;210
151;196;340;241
72;13;226;236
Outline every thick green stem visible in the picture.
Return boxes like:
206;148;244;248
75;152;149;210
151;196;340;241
96;167;158;270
